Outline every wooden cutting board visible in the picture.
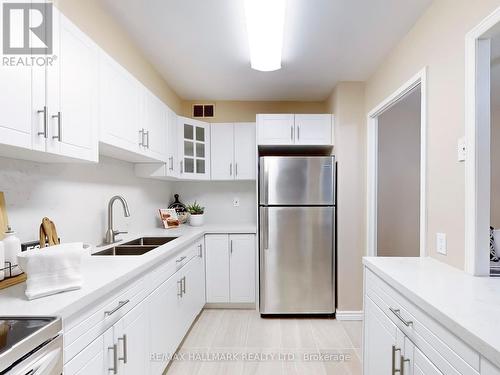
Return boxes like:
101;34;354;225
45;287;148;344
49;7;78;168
0;193;8;240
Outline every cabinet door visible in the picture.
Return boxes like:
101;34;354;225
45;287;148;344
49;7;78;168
0;2;33;150
143;89;167;161
205;234;230;303
210;123;234;180
64;335;105;375
178;116;210;180
405;339;443;375
364;296;399;375
294;114;333;145
148;275;183;375
182;250;206;327
99;51;141;154
229;235;256;303
257;114;295;145
234;123;256;180
166;108;179;178
118;300;150;375
47;12;98;161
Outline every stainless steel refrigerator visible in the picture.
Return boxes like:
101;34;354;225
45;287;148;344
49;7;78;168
259;156;336;315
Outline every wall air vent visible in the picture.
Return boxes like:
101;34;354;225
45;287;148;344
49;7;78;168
192;104;215;118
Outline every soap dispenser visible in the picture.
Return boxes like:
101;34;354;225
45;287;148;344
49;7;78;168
4;226;21;277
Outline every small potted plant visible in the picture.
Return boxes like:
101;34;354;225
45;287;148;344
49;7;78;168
186;201;205;227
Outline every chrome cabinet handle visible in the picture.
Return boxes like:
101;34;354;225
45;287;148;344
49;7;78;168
290;125;293;140
139;129;144;147
401;357;410;375
230;239;233;254
235;163;238;177
118;334;127;364
230;163;233;176
392;345;402;375
198;243;203;258
177;279;183;297
389;307;413;327
146;131;150;148
297;126;300;140
105;299;130;316
182;276;186;294
108;344;118;374
52;112;62;141
169;156;174;171
37;106;48;138
180;161;184;174
176;256;187;263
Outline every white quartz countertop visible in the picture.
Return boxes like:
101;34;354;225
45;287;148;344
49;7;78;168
0;224;256;319
363;256;500;367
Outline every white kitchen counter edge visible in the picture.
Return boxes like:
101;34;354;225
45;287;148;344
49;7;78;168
363;256;500;368
0;224;256;319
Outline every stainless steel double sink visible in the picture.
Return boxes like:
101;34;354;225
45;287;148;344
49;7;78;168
92;237;178;256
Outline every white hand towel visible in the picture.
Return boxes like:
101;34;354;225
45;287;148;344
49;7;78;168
17;242;85;300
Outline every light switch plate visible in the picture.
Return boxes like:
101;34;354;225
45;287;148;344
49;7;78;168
436;233;447;255
457;137;466;162
233;198;240;207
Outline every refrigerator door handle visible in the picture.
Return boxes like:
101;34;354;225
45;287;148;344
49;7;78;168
261;208;269;250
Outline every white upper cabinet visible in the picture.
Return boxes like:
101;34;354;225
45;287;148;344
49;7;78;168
257;114;334;146
294;114;333;145
257;114;295;145
211;123;234;180
142;88;167;161
166;108;180;178
210;122;256;181
46;11;99;162
98;51;142;159
178;116;210;180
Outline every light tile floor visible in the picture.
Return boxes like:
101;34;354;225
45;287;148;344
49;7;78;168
166;309;362;375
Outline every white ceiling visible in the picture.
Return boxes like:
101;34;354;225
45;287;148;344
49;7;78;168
101;0;433;101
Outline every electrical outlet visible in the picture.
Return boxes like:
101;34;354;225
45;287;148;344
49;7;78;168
233;197;240;207
436;233;447;255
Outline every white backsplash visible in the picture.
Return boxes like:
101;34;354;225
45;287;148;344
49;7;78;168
0;156;257;246
171;181;257;225
0;156;173;245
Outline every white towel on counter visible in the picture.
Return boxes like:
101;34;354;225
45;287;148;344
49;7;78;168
17;242;85;300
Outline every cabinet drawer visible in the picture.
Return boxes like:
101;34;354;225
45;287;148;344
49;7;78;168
148;238;201;289
64;276;147;363
366;269;480;375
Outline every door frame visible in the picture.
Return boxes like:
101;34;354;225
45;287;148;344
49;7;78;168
366;67;428;257
464;6;500;276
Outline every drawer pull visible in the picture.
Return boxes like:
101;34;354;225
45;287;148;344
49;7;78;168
108;344;118;374
177;279;183;297
389;307;413;327
176;256;187;263
105;299;130;316
392;345;402;374
118;334;128;364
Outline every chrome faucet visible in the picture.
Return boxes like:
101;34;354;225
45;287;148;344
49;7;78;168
105;195;131;244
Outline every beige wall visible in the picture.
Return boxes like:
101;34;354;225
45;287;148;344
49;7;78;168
55;0;182;113
325;82;365;312
377;89;421;257
365;0;500;269
181;100;327;122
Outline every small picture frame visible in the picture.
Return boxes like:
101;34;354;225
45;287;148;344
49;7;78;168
159;208;180;229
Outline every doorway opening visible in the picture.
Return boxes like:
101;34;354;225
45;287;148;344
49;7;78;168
465;6;500;276
366;69;427;257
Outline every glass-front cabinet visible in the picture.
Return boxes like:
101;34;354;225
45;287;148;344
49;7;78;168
178;116;211;180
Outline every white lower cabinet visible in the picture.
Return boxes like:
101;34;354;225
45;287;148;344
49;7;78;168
205;234;255;304
363;267;488;375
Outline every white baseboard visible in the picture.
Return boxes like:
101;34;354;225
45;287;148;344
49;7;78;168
336;310;364;321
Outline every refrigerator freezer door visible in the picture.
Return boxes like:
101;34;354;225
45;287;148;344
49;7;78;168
259;157;335;206
259;206;335;314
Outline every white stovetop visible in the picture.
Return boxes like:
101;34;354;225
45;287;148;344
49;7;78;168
363;256;500;368
0;224;256;319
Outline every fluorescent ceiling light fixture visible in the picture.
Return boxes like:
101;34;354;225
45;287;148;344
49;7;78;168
244;0;286;72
